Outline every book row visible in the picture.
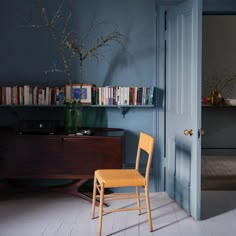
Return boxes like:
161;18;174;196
0;86;64;105
0;85;155;106
91;86;155;105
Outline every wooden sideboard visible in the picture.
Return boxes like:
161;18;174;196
0;128;124;201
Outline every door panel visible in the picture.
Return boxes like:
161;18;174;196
166;0;202;220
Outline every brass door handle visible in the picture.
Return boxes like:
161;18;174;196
184;129;193;136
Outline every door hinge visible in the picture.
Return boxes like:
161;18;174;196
198;128;204;138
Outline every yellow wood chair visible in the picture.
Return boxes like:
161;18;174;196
91;131;155;236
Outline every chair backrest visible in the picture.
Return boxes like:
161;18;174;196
135;131;155;184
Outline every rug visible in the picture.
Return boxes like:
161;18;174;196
201;155;236;190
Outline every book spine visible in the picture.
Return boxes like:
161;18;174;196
24;85;30;105
58;87;64;105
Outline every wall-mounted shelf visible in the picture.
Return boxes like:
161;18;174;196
202;105;236;108
0;104;155;117
0;85;155;117
90;105;155;117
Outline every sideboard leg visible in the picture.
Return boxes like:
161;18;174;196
49;179;102;206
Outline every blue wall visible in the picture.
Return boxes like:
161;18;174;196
0;0;159;191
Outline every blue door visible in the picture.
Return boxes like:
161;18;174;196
165;0;202;220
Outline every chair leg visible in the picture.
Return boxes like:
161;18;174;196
91;176;97;219
136;186;141;215
145;186;153;232
98;182;104;236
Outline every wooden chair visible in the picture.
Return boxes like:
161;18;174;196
91;131;155;236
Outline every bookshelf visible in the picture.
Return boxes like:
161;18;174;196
0;104;154;118
0;85;156;117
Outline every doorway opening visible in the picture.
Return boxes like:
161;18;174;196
201;14;236;219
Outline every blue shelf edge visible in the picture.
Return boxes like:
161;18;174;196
0;104;155;117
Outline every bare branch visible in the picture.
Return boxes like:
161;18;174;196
23;0;126;98
39;0;72;84
82;31;125;61
60;12;72;42
51;0;65;26
44;63;63;74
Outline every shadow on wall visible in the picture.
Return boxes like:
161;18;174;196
156;87;164;109
0;106;108;130
103;45;156;86
123;131;139;167
80;107;108;128
175;137;191;214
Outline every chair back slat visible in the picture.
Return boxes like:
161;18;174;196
135;132;155;183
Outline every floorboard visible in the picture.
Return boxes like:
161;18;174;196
0;191;235;236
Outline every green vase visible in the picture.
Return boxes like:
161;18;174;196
64;103;81;134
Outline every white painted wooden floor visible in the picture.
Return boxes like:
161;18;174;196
0;191;235;236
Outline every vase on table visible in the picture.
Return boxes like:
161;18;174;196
210;90;221;106
64;102;81;134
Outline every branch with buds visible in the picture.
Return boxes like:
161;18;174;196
205;72;236;95
22;0;125;102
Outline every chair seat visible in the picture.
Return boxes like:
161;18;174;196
95;169;145;188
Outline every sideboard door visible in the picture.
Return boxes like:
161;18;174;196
62;136;123;176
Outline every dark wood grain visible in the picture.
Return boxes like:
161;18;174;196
0;130;124;179
0;128;124;201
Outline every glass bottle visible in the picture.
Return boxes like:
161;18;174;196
64;102;81;134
